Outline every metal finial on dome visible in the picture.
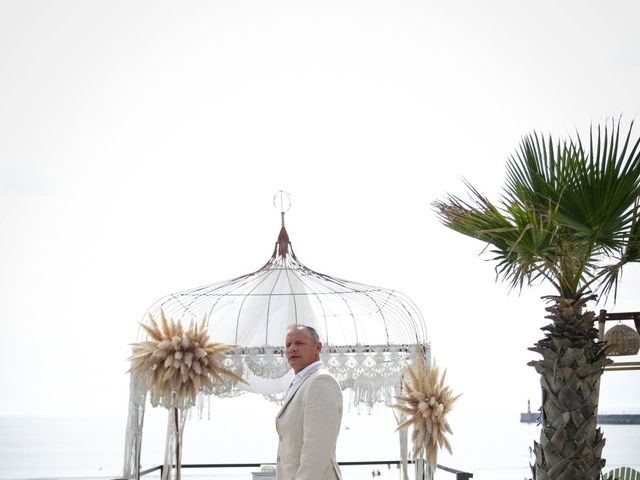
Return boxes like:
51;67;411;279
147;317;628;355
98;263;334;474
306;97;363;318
273;190;291;226
273;191;292;257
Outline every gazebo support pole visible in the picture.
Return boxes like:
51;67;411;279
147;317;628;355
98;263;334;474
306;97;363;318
174;407;181;480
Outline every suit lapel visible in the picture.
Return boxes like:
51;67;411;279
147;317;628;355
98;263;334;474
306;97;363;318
276;364;321;419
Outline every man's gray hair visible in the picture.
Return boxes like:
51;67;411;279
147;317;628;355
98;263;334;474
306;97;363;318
288;324;320;342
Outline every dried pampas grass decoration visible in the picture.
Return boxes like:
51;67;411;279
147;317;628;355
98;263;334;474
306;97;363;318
391;345;461;473
129;310;245;409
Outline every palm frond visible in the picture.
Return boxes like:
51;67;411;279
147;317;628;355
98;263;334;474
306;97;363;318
434;118;640;301
434;181;563;293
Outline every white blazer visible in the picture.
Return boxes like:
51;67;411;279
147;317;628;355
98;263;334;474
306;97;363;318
275;365;343;480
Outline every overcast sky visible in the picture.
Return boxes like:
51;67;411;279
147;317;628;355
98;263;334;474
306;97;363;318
1;0;639;423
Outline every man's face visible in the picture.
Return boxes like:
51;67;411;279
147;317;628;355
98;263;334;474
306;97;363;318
285;328;322;374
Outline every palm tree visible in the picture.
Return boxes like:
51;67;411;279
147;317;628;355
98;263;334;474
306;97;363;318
433;119;640;480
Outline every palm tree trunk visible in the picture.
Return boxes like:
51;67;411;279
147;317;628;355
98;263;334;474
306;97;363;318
528;295;612;480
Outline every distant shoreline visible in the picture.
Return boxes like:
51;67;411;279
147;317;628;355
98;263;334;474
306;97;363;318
520;412;640;425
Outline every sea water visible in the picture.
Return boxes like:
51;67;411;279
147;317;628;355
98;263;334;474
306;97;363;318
0;396;638;480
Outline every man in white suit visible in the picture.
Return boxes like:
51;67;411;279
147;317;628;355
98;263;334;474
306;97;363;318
275;325;343;480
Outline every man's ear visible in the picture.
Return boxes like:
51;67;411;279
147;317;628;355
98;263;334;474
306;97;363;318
315;341;323;354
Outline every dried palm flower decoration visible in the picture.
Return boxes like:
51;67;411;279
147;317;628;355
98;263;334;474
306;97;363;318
391;345;461;475
129;310;246;480
129;310;246;410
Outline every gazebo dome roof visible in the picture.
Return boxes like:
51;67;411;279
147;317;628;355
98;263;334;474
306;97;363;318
139;209;429;402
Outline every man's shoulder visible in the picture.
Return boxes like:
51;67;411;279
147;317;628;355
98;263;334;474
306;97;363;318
308;368;341;387
309;367;335;378
304;368;343;404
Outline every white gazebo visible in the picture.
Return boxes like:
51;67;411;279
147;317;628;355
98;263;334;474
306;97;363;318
123;194;429;479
